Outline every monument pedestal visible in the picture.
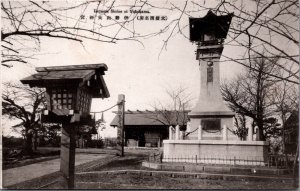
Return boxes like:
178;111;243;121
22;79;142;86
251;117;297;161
163;140;268;165
188;113;236;141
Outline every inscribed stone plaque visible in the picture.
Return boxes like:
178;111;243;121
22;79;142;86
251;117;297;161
201;119;220;131
207;67;213;82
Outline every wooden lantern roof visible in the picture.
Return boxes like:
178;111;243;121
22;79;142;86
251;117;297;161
189;10;233;42
21;63;110;98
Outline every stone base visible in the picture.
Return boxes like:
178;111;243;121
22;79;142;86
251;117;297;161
163;140;268;166
142;161;290;175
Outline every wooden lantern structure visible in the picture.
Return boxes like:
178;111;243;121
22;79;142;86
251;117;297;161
21;64;110;188
21;64;110;123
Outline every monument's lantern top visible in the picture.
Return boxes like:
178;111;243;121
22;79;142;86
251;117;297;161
189;10;233;42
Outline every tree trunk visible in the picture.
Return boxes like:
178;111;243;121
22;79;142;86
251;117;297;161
282;118;290;170
24;133;33;155
33;130;38;151
293;143;299;188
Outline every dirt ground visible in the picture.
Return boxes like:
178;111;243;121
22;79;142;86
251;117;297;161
79;152;298;190
75;173;298;189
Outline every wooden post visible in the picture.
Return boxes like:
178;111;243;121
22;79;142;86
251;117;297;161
117;94;125;157
121;95;125;157
60;124;76;189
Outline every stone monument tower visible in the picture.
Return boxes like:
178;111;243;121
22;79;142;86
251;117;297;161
188;10;236;140
163;11;268;165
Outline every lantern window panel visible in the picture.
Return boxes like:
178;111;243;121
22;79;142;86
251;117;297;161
77;88;92;113
50;88;76;110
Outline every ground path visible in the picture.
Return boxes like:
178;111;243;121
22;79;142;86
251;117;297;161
2;153;111;188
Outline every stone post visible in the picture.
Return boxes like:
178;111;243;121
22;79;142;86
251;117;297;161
247;126;253;141
182;131;185;140
255;126;260;141
169;126;173;140
175;125;180;140
223;125;227;141
186;122;191;132
180;130;185;140
198;125;202;140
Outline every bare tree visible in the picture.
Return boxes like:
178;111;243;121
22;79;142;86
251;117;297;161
269;77;298;158
2;82;45;155
221;55;282;141
1;1;187;67
38;123;62;147
233;113;248;141
151;85;193;130
2;1;298;85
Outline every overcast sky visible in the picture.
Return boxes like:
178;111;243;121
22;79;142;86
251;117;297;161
1;0;283;137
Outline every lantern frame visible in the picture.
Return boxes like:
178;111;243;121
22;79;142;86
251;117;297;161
21;64;110;124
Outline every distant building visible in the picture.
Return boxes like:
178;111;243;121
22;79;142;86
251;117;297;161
110;110;189;147
284;110;299;155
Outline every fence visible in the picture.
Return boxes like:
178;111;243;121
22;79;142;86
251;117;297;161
267;154;297;169
162;154;298;168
